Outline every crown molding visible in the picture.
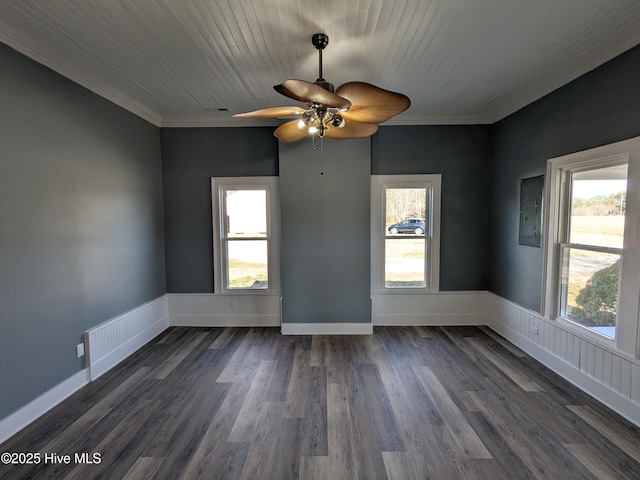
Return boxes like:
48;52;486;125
161;117;280;128
487;34;640;123
0;21;163;127
383;114;492;126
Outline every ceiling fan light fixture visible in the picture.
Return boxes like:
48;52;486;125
297;111;314;129
331;113;345;128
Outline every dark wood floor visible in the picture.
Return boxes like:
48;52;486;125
2;326;640;479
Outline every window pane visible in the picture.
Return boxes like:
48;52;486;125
386;188;427;236
225;189;267;238
385;239;426;288
569;165;627;248
227;240;268;289
560;247;620;339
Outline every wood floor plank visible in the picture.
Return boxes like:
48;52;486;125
367;332;444;441
465;337;544;392
300;383;357;480
216;327;264;383
300;366;328;457
209;326;240;349
228;360;278;442
349;404;390;480
437;328;544;412
121;457;162;480
382;451;423;480
141;351;231;457
62;398;158;480
151;331;208;379
413;325;435;338
309;335;328;367
462;407;533;480
284;345;312;419
177;380;250;480
564;443;638;480
179;438;249;480
39;367;151;454
147;382;231;479
413;366;492;459
473;390;595;480
307;383;355;477
352;334;376;365
567;405;640;463
478;326;526;357
238;401;286;480
415;328;496;412
356;363;405;452
269;417;306;480
310;336;347;384
2;326;640;480
267;338;297;401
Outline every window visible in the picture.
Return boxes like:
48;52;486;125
543;138;640;355
371;175;441;292
211;177;280;294
558;165;627;339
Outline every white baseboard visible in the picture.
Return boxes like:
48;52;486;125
0;369;88;445
485;292;640;427
281;322;373;335
86;296;170;380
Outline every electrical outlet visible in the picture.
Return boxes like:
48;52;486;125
230;298;237;310
76;343;85;358
530;325;539;335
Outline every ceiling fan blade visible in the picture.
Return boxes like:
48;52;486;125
233;106;307;119
273;120;311;143
325;121;378;140
275;79;352;109
335;82;410;124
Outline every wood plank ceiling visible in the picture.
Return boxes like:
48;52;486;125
1;0;639;127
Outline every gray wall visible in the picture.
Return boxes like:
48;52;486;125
0;44;166;420
161;127;278;292
489;44;640;312
162;125;491;297
280;139;371;324
372;125;492;290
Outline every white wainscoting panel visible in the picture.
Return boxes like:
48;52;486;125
168;293;281;327
86;295;169;380
483;292;640;427
372;291;489;325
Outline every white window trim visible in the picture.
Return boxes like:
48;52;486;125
542;137;640;357
371;174;441;294
211;176;280;295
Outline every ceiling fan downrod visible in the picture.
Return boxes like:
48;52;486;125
312;33;334;93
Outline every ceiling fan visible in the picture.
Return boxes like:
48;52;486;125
233;33;411;143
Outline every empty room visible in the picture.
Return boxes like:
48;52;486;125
1;1;640;479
